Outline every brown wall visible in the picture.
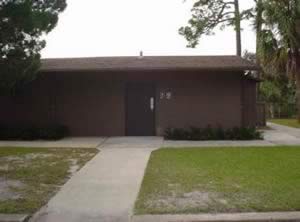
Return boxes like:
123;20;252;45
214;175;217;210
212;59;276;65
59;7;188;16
0;70;256;136
155;72;243;135
0;72;126;136
53;73;125;136
0;75;54;126
241;78;258;127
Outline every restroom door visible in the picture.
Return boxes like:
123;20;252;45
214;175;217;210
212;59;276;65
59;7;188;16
126;83;155;136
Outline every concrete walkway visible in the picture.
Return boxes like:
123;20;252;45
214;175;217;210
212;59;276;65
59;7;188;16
0;137;106;148
101;137;164;149
1;122;299;150
268;122;300;137
264;122;300;145
132;211;300;222
30;137;163;222
163;140;274;148
267;122;300;138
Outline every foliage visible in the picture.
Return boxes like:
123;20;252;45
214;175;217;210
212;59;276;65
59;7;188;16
260;75;296;104
243;50;256;63
164;126;262;141
252;1;300;76
0;0;67;93
0;124;69;140
179;0;250;55
255;0;300;120
260;76;297;118
243;50;297;118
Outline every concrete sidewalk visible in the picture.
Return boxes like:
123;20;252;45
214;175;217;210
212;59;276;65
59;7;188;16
30;137;163;222
132;211;300;222
100;137;164;149
267;122;300;138
264;122;300;145
0;137;106;148
163;140;274;148
1;122;299;150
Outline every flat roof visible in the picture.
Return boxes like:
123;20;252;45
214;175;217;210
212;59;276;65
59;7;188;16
40;56;259;72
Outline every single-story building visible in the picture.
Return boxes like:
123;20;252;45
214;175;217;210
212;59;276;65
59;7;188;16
0;56;260;136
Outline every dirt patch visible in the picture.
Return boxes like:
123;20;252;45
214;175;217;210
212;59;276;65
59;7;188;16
145;190;228;210
0;177;25;201
0;156;23;162
0;148;98;214
1;153;55;161
0;165;9;171
0;154;54;169
24;153;55;160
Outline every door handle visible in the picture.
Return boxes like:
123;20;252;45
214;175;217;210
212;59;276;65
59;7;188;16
150;97;154;111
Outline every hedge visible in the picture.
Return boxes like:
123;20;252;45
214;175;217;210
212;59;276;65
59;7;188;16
164;126;263;141
0;125;69;141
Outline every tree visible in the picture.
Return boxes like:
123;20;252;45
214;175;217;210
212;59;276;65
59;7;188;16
257;0;300;121
179;0;251;56
244;50;296;119
0;0;67;93
260;75;296;118
254;0;263;66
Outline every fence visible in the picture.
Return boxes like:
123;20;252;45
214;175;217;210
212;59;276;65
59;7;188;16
265;103;297;119
256;102;266;127
255;103;297;127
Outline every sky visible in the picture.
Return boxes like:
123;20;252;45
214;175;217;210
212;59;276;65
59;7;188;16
42;0;256;58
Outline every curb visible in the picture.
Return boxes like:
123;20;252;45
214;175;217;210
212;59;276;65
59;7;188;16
132;212;300;222
0;214;29;222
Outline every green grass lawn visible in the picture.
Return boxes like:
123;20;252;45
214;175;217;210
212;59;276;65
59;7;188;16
269;119;300;128
0;147;98;214
135;147;300;214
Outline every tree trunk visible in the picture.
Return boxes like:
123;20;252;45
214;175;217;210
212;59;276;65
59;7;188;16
270;104;275;119
234;0;242;56
255;0;264;100
296;52;300;122
255;0;263;66
296;19;300;122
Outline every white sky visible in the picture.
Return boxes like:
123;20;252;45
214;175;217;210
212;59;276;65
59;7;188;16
42;0;256;58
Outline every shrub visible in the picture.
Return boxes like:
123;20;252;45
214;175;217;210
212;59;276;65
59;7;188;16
0;124;69;141
164;128;188;140
20;126;39;141
164;126;263;141
38;125;69;140
189;127;203;140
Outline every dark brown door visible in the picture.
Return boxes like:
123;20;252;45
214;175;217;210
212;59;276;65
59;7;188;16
126;83;155;136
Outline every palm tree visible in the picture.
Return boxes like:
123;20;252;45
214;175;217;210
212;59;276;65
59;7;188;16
254;0;263;66
257;0;300;121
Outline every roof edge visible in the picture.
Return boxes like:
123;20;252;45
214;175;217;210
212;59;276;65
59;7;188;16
40;55;260;72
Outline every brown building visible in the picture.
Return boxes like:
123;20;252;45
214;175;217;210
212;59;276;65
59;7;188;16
0;56;259;136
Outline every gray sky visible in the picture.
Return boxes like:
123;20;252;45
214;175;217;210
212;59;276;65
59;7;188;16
42;0;256;58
